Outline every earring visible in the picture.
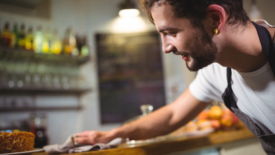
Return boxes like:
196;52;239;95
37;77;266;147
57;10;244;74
214;28;219;35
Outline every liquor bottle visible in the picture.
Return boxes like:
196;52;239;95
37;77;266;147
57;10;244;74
29;113;49;148
11;23;19;48
81;36;89;57
18;24;26;49
75;33;82;56
34;26;43;53
50;29;62;55
42;27;52;54
63;28;76;55
0;22;12;48
25;27;34;51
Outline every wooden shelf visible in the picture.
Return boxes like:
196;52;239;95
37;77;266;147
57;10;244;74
0;87;91;95
0;48;91;112
0;47;90;66
0;106;83;113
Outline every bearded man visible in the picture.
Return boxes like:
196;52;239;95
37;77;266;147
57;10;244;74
75;0;275;154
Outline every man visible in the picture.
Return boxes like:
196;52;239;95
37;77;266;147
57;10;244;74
75;0;275;153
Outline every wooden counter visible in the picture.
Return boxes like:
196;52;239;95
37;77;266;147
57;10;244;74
33;129;255;155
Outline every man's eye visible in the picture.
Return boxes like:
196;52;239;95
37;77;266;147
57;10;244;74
165;32;176;36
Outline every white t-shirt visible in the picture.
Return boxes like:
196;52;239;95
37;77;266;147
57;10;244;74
190;62;275;133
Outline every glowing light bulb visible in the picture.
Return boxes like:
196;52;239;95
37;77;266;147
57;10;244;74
119;9;140;18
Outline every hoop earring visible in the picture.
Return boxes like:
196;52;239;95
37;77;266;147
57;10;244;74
214;28;219;35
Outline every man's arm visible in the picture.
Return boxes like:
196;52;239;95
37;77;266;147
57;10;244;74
75;88;211;144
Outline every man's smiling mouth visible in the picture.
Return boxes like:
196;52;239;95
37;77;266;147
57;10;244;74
181;54;189;61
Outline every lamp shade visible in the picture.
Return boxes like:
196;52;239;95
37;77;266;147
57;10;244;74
118;0;140;17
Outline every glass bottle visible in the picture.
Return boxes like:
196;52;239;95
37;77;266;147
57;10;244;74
0;22;12;48
42;27;52;54
18;24;26;49
29;113;49;148
81;35;90;57
50;29;62;55
34;26;44;53
75;33;82;56
63;28;76;55
25;27;34;52
11;23;19;48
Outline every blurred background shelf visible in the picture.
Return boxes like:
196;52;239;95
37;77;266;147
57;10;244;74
0;47;91;66
0;86;91;95
0;105;83;112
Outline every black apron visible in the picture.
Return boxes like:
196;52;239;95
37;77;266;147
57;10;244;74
222;22;275;154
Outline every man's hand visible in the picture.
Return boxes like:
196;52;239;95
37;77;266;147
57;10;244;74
73;88;210;144
74;130;114;145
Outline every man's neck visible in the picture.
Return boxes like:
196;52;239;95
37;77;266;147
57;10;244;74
215;22;270;72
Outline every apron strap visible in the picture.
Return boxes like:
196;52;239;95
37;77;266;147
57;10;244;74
222;68;238;110
222;21;275;110
252;22;275;76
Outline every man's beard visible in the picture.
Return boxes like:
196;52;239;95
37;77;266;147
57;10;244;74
185;27;218;71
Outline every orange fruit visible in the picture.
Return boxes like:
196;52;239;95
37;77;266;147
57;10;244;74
197;110;208;120
208;105;223;120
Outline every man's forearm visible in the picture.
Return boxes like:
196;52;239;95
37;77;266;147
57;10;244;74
110;103;175;140
108;88;211;140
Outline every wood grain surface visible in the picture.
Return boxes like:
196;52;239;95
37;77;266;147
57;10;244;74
31;129;255;155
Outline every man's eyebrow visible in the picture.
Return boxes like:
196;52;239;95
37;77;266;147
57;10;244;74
158;27;181;33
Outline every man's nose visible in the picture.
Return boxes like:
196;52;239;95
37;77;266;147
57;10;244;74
163;44;176;54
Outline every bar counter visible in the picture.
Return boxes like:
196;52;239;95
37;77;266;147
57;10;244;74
32;128;255;155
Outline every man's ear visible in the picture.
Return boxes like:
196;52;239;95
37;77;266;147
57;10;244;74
206;4;227;33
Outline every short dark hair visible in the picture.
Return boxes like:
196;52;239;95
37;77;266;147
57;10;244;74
139;0;250;27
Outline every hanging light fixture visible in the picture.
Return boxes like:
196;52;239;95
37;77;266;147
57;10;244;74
118;0;140;18
249;0;262;21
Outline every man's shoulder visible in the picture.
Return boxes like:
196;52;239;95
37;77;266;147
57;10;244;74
199;62;226;74
190;63;227;102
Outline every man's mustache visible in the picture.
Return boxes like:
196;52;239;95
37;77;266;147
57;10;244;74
173;51;190;57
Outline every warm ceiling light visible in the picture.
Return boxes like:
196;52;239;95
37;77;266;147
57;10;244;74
119;9;140;18
118;0;140;18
